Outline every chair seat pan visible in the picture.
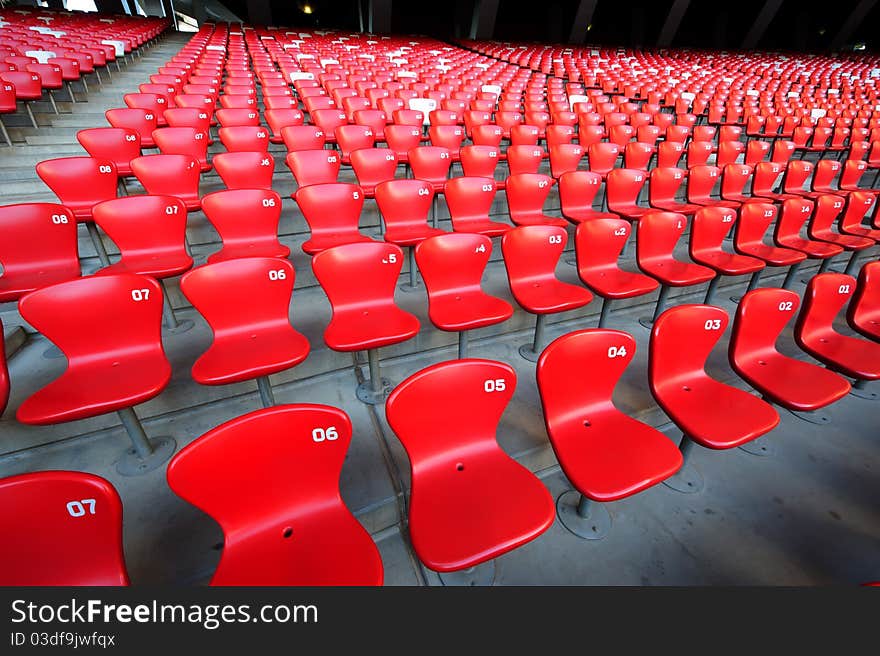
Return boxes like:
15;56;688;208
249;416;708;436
734;354;851;411
563;209;620;223
428;291;513;331
692;251;765;275
452;220;512;237
580;268;659;298
98;252;193;279
550;411;683;502
841;225;880;241
17;352;170;425
736;243;807;266
0;266;81;303
383;226;445;246
799;333;880;380
302;233;376;255
513;279;593;314
811;231;874;250
613;205;652;219
777;237;843;258
211;506;383;586
409;448;554;572
325;306;419;351
641;260;716;286
656;378;779;449
192;327;310;385
651;201;702;214
510;212;569;228
206;242;291;264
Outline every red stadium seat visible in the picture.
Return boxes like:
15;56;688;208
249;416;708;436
407;145;452;194
690;206;765;304
808;194;874;276
166;405;382;585
649;167;701;215
849;261;880;342
445;177;512;236
838;192;880;241
218;125;270;153
152;126;210;171
295;183;376;254
264;108;304;143
76;127;141;178
558;170;618;223
312;242;420;404
0;471;129;585
163;107;213;142
105;107;158;148
385;359;554;577
774;198;844;284
287;149;341;190
606;168;652;222
200;189;290;264
502;225;593;360
0;203;80;302
16;274;177;475
548;143;585;179
351;148;398;197
212;151;274;191
637;211;716;326
460;145;504;188
795;272;880;398
281;124;326;152
415;233;513;358
575;218;659;327
130;154;201;211
536;329;683;538
180;258;309;403
506;145;545;175
215;107;260;127
649;304;780;492
505;173;567;227
334;124;375;164
0;317;7;417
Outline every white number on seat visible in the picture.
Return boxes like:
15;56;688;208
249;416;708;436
262;197;276;207
98;165;113;174
352;191;360;199
268;269;286;281
838;284;851;294
538;179;549;188
778;301;793;311
312;426;338;442
614;227;627;236
607;345;627;358
475;243;486;253
481;184;493;192
260;158;270;166
800;204;811;213
721;213;733;223
484;378;506;392
51;213;69;224
66;499;96;517
131;288;150;301
763;209;774;218
704;319;722;330
548;234;563;244
382;253;398;264
417;187;430;196
165;204;178;214
124;134;137;142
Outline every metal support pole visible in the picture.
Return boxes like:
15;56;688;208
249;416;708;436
652;285;670;321
556;490;612;539
746;268;763;292
48;91;58;114
67;81;77;103
576;495;593;519
458;330;468;359
369;348;383;395
431;194;439;228
704;276;721;305
161;281;180;330
86;222;111;266
598;297;612;328
844;251;862;277
819;257;835;273
257;376;276;407
782;262;801;289
25;103;38;129
0;117;11;146
518;314;546;362
679;434;695;464
118;407;155;459
81;76;89;94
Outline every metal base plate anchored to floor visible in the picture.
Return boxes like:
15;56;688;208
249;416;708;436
438;560;496;586
739;435;775;456
556;490;612;540
356;377;392;405
662;462;705;494
115;436;177;476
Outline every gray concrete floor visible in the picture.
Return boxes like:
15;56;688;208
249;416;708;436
0;33;878;586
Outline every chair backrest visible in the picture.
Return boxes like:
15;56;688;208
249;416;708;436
375;179;434;232
152;126;209;168
351;148;398;192
264;108;304;138
384;124;422;158
506;145;544;175
548;143;584;178
0;202;80;301
335;124;375;159
35;156;118;220
445;176;496;228
690;206;738;259
782;159;813;195
286;149;341;188
215;107;260;127
166;404;381;585
717;140;745;167
752;161;785;196
649;304;729;399
385;358;516;472
105;107;158;146
295;183;365;251
415;232;496;304
840;191;876;232
212;151;274;190
734;202;777;249
849;261;880;338
623;141;654;170
92;195;190;271
506;173;554;223
407;145;452;186
0;471;129;585
606;168;648;212
76;127;141;174
18;273;168;368
729;287;801;372
795;272;857;346
471;124;503;148
199;189;285;262
501;224;570;292
280;124;326;151
809;193;846;235
130;154;201;207
636;210;688;267
587;142;620;176
775;197;814;240
163;107;212;134
649;166;687;206
460;144;502;178
558;170;604;217
686;165;722;204
218;125;270;153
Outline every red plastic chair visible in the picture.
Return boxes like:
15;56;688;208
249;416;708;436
730;288;850;430
795;272;880;399
849;261;880;342
637;211;716;326
690;206;765;304
649;304;780;492
166;404;382;585
105;107;158;148
415;233;513;358
16;274;177;475
334;124;375;164
295;183;376;254
130;154;201;211
558;170;618;223
213;151;274;191
506;145;545;175
445;177;512;237
35;156;118;265
0;203;80;302
180;258;309;403
286;149;340;191
281;124;326;152
808;194;874;276
548;143;585;179
385;359;554;577
375;179;445;290
774;198;844;284
606;168;652;222
200;189;290;264
384;125;423;163
537;329;683;538
215;107;260;128
152;126;210;171
76;127;140;178
505;173;567;228
218;125;270;153
648;167;701;215
407;145;452;194
471;124;504;149
264;108;304;143
0;471;129;585
575;218;659;327
502;225;593;360
0;316;8;414
0;70;41;128
428;125;464;160
351;148;398;197
839;192;880;241
163;107;213;142
312;242;420;404
460;145;505;188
